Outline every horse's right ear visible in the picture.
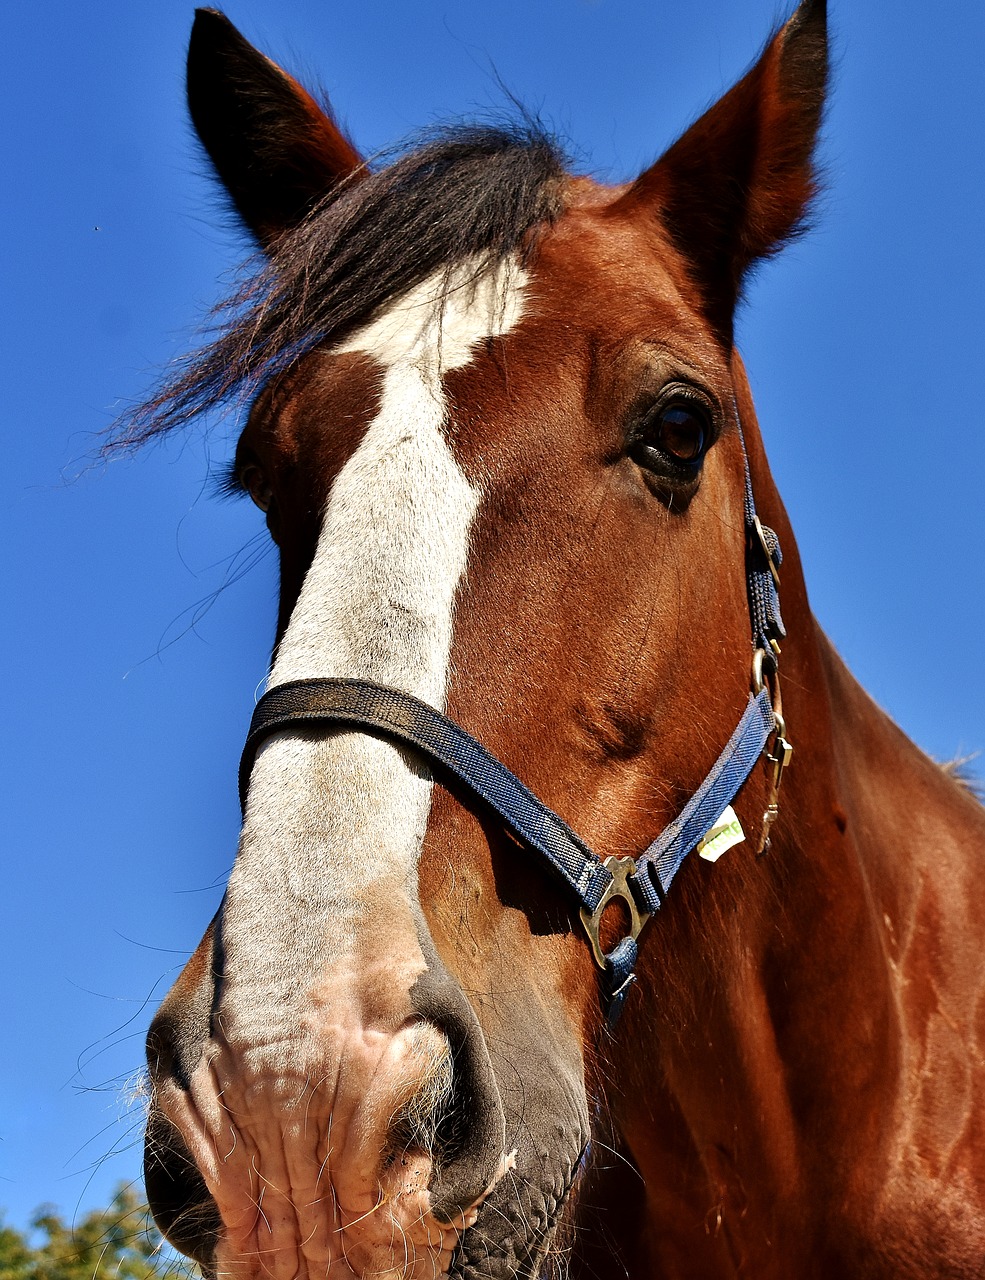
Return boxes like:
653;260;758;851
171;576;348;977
615;0;827;346
187;9;365;248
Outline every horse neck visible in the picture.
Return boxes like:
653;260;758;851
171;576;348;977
607;452;985;1256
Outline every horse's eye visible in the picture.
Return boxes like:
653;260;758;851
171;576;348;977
654;404;706;461
630;397;712;477
241;463;273;512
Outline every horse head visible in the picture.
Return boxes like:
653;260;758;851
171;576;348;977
142;3;828;1275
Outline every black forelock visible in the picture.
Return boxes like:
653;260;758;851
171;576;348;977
113;123;566;449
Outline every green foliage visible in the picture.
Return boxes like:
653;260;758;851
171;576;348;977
0;1186;179;1280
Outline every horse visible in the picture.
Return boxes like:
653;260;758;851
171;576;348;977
130;2;985;1275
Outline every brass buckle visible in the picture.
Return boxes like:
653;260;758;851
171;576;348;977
579;856;652;970
752;515;781;588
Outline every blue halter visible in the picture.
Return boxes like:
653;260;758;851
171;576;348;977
239;425;788;1026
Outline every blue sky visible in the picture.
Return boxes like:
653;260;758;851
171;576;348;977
4;0;983;1233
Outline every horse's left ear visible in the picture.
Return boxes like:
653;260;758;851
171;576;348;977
616;0;827;345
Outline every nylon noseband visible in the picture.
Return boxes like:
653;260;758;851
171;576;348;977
239;423;787;1026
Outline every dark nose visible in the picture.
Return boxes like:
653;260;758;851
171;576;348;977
143;920;221;1268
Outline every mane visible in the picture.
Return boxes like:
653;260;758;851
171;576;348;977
112;123;566;449
941;754;984;803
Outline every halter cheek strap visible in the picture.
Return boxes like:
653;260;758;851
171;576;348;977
238;423;789;1027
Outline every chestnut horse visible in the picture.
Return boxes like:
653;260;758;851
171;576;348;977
134;2;985;1276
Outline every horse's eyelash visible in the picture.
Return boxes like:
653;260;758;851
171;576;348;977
214;461;246;499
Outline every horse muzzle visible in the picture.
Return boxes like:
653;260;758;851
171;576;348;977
142;892;584;1280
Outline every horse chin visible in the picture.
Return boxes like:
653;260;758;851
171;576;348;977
451;1140;586;1280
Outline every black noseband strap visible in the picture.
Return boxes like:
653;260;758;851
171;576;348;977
239;677;614;912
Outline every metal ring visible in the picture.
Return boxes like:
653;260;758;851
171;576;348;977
752;647;767;695
579;856;651;970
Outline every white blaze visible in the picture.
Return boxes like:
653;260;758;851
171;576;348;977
218;260;527;1050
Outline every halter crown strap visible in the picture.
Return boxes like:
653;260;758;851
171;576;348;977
737;416;785;663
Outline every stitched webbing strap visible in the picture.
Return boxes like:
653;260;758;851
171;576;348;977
240;677;614;913
631;689;775;913
242;678;776;926
737;416;785;662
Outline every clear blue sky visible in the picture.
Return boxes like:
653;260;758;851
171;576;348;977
4;0;983;1233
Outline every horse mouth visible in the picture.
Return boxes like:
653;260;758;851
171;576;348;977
147;1118;581;1280
448;1143;586;1280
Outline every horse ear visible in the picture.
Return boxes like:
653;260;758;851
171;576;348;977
187;9;365;248
616;0;827;345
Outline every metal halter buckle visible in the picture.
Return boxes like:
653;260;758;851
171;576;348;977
752;514;781;588
579;856;652;970
766;710;794;792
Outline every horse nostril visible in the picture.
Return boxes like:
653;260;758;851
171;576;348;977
409;936;508;1223
145;1014;178;1084
144;1107;220;1270
146;916;219;1089
386;1020;456;1165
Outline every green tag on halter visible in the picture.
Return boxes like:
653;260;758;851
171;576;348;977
696;805;745;863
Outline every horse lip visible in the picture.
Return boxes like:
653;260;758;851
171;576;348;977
432;1148;517;1228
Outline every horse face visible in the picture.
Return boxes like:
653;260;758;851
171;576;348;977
143;5;826;1276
